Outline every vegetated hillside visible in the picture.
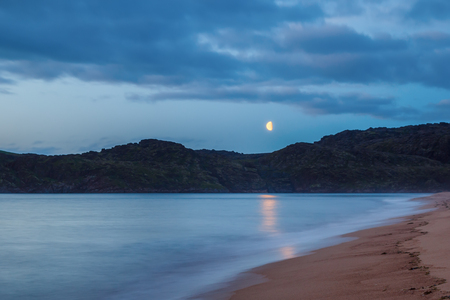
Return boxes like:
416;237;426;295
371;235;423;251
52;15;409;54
316;123;450;163
1;123;450;193
0;139;267;193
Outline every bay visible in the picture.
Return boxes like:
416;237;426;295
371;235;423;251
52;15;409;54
0;193;428;300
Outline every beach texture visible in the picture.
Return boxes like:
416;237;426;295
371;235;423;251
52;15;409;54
229;192;450;300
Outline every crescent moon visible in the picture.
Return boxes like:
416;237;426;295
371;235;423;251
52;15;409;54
266;121;273;131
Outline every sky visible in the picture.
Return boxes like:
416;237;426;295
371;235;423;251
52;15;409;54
1;0;450;155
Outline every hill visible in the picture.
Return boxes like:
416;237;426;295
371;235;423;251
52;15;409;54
1;123;450;193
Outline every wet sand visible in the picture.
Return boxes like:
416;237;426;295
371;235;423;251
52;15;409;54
228;192;450;300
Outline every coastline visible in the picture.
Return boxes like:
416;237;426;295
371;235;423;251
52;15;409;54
225;192;450;300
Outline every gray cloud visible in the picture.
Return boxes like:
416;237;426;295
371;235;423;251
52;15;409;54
0;88;11;94
0;0;322;82
0;76;14;84
126;84;418;120
421;99;450;121
325;0;365;16
277;25;407;54
407;0;450;22
1;0;450;122
412;31;450;50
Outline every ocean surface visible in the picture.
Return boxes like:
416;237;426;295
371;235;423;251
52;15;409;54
0;193;429;300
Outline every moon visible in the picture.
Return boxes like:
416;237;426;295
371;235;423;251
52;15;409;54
266;121;273;131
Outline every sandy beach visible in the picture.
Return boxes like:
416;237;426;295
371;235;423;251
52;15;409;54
227;192;450;300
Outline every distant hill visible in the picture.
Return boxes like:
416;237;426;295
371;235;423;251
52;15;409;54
1;123;450;193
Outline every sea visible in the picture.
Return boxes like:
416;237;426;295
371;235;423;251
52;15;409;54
0;193;429;300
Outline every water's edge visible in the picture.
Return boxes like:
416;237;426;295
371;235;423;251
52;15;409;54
189;194;433;300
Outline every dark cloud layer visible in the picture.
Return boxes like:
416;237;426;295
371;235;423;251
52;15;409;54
408;0;450;22
126;84;416;120
0;0;321;81
1;0;450;121
278;25;408;54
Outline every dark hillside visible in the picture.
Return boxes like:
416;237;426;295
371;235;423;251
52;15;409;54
316;123;450;163
1;123;450;193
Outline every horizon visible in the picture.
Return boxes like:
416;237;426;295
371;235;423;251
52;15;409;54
1;1;450;155
2;121;447;156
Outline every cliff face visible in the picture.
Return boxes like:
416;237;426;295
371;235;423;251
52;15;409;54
1;123;450;193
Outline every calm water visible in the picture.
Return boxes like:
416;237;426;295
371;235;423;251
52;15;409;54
0;193;428;300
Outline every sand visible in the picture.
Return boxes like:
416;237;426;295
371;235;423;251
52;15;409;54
227;192;450;300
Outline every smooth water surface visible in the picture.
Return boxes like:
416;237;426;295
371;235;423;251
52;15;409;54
0;193;428;300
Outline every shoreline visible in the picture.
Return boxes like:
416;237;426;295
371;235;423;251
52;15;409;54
223;192;450;300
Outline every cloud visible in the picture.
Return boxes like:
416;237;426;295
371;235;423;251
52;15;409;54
434;99;450;107
0;74;14;93
1;0;450;120
407;0;450;22
324;0;365;16
412;31;450;49
298;93;412;119
421;99;450;121
276;25;407;54
126;82;418;120
0;76;14;84
190;22;450;89
0;0;322;83
0;88;12;94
